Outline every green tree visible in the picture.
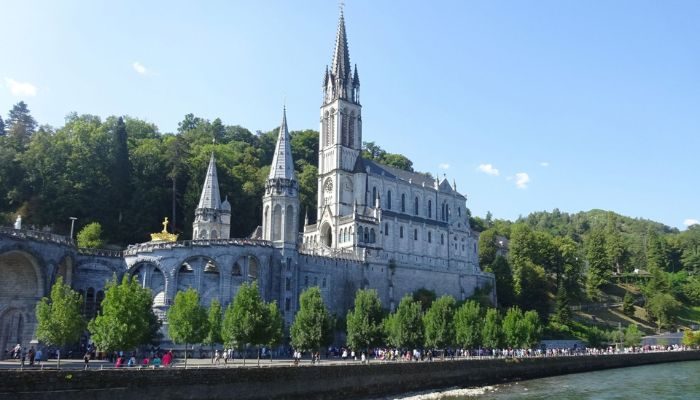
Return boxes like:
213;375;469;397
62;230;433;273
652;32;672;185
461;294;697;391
622;291;635;316
481;308;501;348
501;306;524;348
623;324;643;347
520;310;542;348
221;281;268;365
0;115;5;136
423;295;456;350
35;277;85;368
290;287;333;356
76;222;105;248
412;288;436;312
554;285;572;324
646;292;681;330
88;275;159;352
605;213;627;274
346;289;384;356
454;300;481;349
264;301;284;362
168;289;209;366
489;255;515;308
6;101;37;148
203;299;223;358
585;228;609;299
682;330;700;347
478;228;499;268
384;295;424;349
109;116;132;241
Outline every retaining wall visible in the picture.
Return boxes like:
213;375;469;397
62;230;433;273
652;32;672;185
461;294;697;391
1;351;699;400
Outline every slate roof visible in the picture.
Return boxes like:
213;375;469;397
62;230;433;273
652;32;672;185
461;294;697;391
197;153;222;209
268;107;295;181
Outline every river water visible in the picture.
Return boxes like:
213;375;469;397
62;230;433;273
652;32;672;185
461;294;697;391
394;360;700;400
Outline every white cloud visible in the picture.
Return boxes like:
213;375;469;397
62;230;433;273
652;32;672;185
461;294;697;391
515;172;530;189
684;219;699;227
132;61;148;75
540;161;549;167
477;163;500;176
438;163;450;170
4;78;37;97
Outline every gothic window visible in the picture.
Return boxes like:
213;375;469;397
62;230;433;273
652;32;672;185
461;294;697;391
372;187;377;205
458;207;461;217
387;190;392;209
285;297;291;311
364;227;369;242
414;197;419;215
286;277;291;291
248;257;259;281
385;223;389;236
323;178;333;206
428;231;432;243
357;228;362;242
349;111;355;147
370;228;376;243
428;200;432;218
414;229;418;241
272;204;282;241
324;111;330;146
441;234;445;245
401;194;406;212
400;226;404;238
330;109;336;144
322;278;327;287
342;110;349;146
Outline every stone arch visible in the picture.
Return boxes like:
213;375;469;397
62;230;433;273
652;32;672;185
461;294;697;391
202;259;221;305
320;222;333;247
0;308;25;357
54;255;74;286
130;262;167;305
0;250;44;299
232;255;261;283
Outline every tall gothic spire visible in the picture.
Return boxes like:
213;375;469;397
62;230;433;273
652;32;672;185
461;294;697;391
331;9;351;83
268;107;295;181
197;153;222;209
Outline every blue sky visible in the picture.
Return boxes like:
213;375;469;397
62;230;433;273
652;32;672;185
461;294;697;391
1;0;698;230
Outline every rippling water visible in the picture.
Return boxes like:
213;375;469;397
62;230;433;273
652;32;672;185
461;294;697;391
394;360;700;400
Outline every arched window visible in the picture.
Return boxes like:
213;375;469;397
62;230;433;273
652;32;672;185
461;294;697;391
348;111;355;147
400;226;404;238
401;194;406;212
364;227;369;242
414;229;418;241
387;190;392;210
441;234;445;245
428;231;432;243
324;111;330;146
458;207;461;217
414;197;419;215
372;187;377;205
369;228;376;243
428;200;432;218
385;223;389;236
358;228;363;242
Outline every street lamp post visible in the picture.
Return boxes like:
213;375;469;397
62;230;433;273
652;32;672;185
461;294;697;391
69;217;77;240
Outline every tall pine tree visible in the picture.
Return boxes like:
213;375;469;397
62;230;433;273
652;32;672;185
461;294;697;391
6;101;37;148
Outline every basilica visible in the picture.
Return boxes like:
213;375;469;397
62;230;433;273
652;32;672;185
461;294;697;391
0;10;494;351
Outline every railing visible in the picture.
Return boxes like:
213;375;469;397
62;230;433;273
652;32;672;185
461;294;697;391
76;247;124;258
298;242;365;262
0;226;75;246
123;238;272;256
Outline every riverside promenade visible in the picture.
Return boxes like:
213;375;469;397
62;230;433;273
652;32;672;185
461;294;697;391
1;350;699;400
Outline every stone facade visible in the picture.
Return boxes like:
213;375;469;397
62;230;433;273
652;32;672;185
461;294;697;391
0;9;494;350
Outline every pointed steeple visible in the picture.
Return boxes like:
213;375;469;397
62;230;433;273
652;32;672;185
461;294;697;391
331;8;351;84
268;107;295;181
197;153;222;209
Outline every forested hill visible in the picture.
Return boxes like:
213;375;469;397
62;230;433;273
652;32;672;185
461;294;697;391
0;102;414;246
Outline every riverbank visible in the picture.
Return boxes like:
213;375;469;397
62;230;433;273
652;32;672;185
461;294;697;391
1;351;699;400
